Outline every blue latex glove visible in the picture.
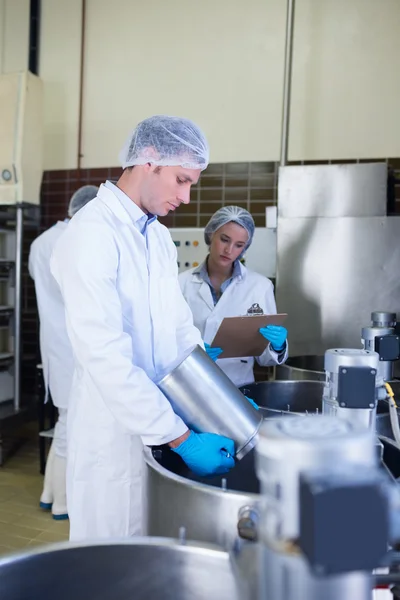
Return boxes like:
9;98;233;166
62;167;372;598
204;342;223;362
259;325;287;352
245;396;260;411
172;431;235;477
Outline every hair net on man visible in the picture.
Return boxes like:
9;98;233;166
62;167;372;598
204;206;255;254
68;185;99;217
119;115;209;171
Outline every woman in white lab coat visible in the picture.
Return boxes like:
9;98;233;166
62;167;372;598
179;206;288;387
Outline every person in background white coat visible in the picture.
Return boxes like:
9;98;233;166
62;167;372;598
28;184;98;520
50;115;235;542
179;206;288;387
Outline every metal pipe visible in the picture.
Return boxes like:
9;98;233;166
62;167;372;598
14;205;23;412
280;0;295;166
77;0;86;182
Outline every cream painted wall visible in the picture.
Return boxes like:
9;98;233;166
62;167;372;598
289;0;400;161
39;0;82;170
37;0;400;170
80;0;286;168
0;0;30;74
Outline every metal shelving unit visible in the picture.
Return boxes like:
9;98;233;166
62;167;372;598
0;203;39;464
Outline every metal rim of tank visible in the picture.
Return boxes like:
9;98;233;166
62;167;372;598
0;536;231;565
241;379;325;417
144;449;259;502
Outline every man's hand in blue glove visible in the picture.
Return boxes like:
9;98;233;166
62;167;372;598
171;431;235;477
204;342;223;362
259;325;288;352
245;396;259;410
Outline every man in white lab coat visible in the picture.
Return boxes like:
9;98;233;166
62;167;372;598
50;116;235;541
29;185;98;519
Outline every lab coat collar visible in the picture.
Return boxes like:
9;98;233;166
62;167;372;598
192;258;247;312
97;183;144;227
191;258;247;284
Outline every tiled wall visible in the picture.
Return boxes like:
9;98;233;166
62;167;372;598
23;158;400;391
40;159;400;231
40;162;278;230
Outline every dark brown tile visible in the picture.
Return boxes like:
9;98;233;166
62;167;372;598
395;185;400;200
199;201;223;214
158;215;174;227
250;162;276;174
199;189;223;202
176;201;198;215
250;188;275;201
358;158;385;163
47;169;69;180
225;163;249;175
249;174;275;187
90;167;112;179
199;215;211;227
203;163;223;175
250;200;275;213
287;161;303;166
224;188;248;203
330;159;357;164
253;215;266;226
200;176;223;188
110;166;122;177
302;160;329;165
388;158;400;169
174;215;197;227
46;181;69;193
225;176;249;187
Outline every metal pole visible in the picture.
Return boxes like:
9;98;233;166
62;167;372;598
14;205;23;412
280;0;295;167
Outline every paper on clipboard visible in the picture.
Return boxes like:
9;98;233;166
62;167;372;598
210;313;287;359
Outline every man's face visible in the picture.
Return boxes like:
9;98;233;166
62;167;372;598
140;165;201;217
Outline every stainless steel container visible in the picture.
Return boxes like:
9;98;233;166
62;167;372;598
0;538;244;600
145;445;260;548
157;345;262;459
145;434;400;549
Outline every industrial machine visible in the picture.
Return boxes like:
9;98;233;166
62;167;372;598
322;348;385;430
276;311;400;384
2;415;400;599
362;312;400;383
256;415;399;600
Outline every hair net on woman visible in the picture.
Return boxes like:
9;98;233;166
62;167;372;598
204;206;255;252
68;185;99;217
119;115;209;171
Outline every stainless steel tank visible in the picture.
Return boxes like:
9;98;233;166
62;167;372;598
241;380;400;442
0;538;245;600
145;400;400;549
276;355;400;381
157;345;262;459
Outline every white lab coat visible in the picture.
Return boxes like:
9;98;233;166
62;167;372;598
28;220;74;411
179;262;288;387
50;184;202;541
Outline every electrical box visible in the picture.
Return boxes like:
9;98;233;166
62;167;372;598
169;227;277;278
0;71;43;205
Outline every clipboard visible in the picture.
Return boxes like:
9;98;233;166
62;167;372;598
210;313;287;359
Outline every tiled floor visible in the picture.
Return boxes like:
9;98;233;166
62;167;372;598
0;430;69;558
